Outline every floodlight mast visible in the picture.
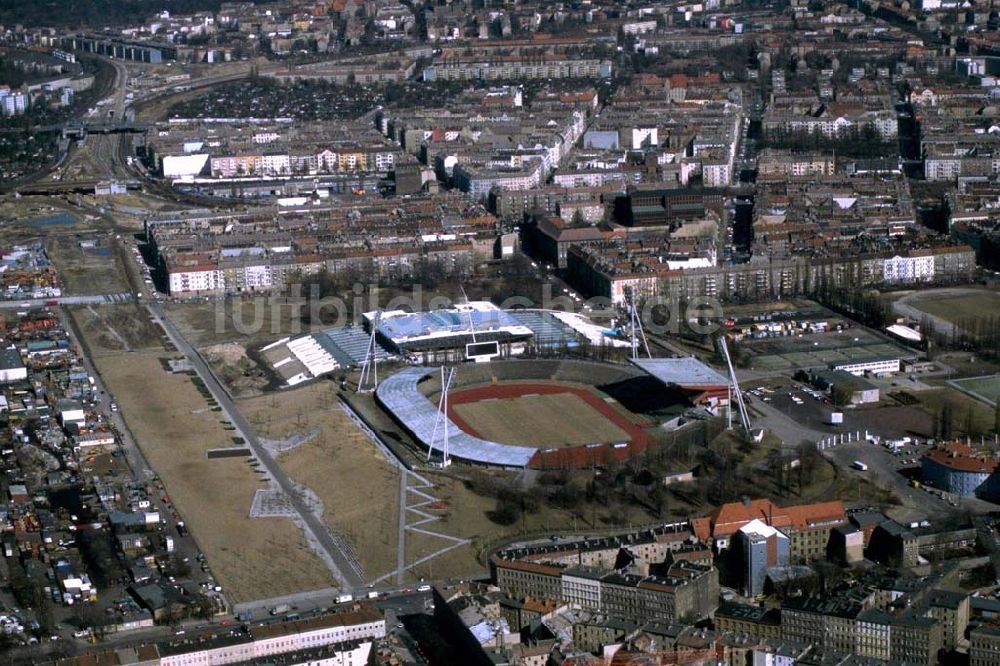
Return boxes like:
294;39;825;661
716;335;752;437
427;366;455;466
357;310;382;393
623;286;651;360
460;285;477;344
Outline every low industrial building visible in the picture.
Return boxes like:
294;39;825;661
0;348;27;383
808;369;880;405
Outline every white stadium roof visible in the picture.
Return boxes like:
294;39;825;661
376;367;537;467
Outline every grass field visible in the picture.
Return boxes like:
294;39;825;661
93;351;335;602
238;384;401;583
910;387;996;435
907;291;1000;328
951;375;1000;407
452;393;630;447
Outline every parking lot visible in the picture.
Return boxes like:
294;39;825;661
825;439;997;523
745;379;845;431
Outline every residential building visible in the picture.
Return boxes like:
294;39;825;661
690;498;845;561
970;623;1000;666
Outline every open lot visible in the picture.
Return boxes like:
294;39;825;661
951;375;1000;407
747;378;939;441
238;384;401;583
72;304;163;352
92;350;335;602
451;391;631;447
825;441;998;522
164;299;320;347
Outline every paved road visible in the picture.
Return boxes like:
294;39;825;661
147;302;364;591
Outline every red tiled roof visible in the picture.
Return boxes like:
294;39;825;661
923;442;999;474
785;500;847;530
522;596;560;614
692;499;845;541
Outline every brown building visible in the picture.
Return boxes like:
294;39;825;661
891;610;943;666
494;559;564;602
714;602;782;641
926;589;970;652
691;498;846;562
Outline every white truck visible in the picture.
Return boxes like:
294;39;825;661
852;460;868;471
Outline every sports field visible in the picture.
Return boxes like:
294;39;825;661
448;383;647;448
951;375;1000;406
452;393;628;447
903;290;1000;328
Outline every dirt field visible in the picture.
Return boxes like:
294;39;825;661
72;305;164;353
164;299;323;347
452;392;630;447
93;351;335;602
46;233;131;295
238;384;401;582
203;342;270;397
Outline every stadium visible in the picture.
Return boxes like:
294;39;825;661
375;358;730;469
260;301;631;387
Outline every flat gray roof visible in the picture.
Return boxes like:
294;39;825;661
0;348;23;371
630;357;729;388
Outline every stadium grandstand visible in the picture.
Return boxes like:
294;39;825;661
507;310;581;351
628;357;730;412
259;326;392;386
376;366;538;468
365;302;534;361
